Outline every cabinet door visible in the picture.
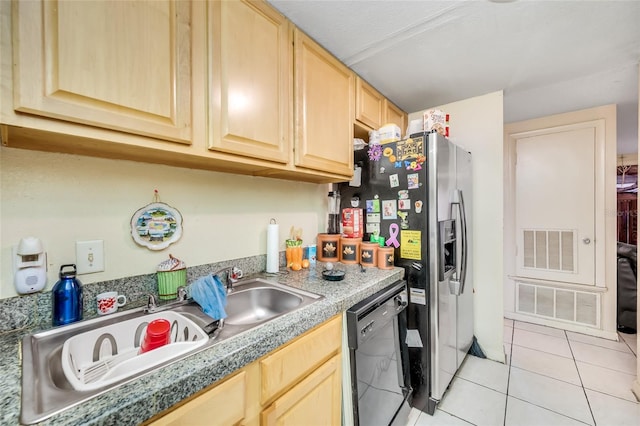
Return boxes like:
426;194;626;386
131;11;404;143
355;77;384;130
151;371;247;426
261;354;342;426
208;0;291;163
293;29;353;177
384;99;407;135
12;0;192;144
260;314;341;404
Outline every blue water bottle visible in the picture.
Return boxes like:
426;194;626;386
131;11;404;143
52;264;84;326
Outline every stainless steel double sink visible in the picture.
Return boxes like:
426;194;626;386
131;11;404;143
20;278;323;424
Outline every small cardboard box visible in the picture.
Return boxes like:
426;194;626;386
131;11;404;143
424;109;449;136
304;245;317;264
342;208;363;238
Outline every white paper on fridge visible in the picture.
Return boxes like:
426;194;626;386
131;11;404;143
409;287;426;305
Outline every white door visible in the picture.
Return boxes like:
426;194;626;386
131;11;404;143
515;124;600;285
505;105;616;336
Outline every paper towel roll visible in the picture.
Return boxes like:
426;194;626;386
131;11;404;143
266;222;279;273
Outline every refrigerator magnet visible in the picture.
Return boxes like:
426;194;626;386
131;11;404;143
407;173;420;189
398;190;409;199
386;223;400;248
405;160;422;171
366;222;381;234
382;200;397;220
389;174;400;188
366;199;380;213
366;212;381;223
400;230;421;260
399;199;411;210
396;137;424;160
398;211;409;229
415;200;423;213
368;144;382;161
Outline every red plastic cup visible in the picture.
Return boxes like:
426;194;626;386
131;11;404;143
140;319;171;354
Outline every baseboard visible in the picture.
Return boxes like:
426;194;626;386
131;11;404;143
506;312;619;340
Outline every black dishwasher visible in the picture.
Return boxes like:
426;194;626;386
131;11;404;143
347;280;412;426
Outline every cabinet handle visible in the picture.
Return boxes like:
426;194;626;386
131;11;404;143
583;238;591;245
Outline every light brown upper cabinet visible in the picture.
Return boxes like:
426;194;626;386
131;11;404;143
355;76;385;130
208;0;291;164
2;0;354;183
11;0;192;144
293;29;354;177
384;99;407;135
354;75;407;138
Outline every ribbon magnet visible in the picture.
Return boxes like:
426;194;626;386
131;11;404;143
386;223;400;248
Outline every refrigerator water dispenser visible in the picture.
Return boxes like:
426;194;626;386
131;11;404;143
438;220;456;282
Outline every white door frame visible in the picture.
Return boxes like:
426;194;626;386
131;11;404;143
504;104;617;339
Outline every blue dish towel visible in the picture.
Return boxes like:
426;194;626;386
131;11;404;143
189;275;227;320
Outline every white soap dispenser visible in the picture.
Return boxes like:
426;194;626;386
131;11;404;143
13;237;47;294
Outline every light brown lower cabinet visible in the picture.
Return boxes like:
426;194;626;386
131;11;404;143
261;354;341;425
147;315;342;426
149;368;255;426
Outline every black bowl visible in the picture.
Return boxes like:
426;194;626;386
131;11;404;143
322;270;345;281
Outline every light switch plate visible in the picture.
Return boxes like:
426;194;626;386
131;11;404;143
76;240;104;274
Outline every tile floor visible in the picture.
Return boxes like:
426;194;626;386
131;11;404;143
406;319;639;426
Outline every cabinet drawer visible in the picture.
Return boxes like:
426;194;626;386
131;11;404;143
260;315;341;404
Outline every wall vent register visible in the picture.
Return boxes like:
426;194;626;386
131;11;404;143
522;229;575;272
516;282;599;327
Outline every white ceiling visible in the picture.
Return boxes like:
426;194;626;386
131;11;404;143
268;0;640;154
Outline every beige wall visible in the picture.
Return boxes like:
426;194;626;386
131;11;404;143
0;146;326;298
409;91;505;362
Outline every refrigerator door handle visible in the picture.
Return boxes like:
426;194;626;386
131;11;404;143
449;190;468;296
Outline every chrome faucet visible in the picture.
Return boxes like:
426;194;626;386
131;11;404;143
212;266;242;294
177;286;188;301
145;293;159;312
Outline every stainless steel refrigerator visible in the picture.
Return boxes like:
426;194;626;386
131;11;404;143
339;132;473;415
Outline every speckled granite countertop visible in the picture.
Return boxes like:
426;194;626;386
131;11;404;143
0;264;403;425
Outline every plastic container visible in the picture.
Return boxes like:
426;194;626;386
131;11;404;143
378;123;401;143
157;255;186;300
139;319;171;354
327;191;341;234
369;129;381;145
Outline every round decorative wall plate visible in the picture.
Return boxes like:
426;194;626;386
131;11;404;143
130;202;183;251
